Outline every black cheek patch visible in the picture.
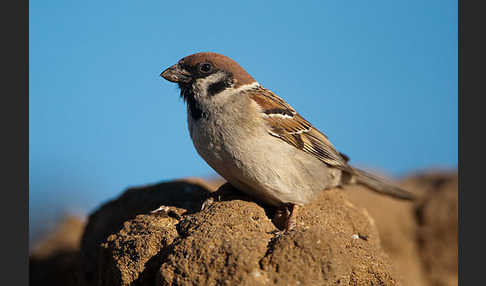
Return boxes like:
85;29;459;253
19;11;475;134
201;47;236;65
207;80;230;96
206;72;233;97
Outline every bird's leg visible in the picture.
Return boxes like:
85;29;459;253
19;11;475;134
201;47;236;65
284;203;298;231
273;203;298;231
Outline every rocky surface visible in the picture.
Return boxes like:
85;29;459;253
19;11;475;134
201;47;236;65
29;215;85;286
345;170;458;286
29;171;458;286
157;183;398;285
79;179;215;286
414;173;458;286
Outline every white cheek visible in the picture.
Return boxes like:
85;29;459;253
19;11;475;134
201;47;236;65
194;73;227;97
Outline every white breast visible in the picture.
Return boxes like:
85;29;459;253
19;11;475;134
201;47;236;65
186;93;341;207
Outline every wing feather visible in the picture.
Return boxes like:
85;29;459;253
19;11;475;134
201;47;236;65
247;87;350;170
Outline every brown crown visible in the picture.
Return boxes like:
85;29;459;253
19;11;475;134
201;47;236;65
179;52;256;88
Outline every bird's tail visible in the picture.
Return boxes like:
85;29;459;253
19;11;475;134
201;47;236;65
347;167;416;201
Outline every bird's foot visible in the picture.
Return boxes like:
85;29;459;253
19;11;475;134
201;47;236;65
200;196;215;211
273;203;298;232
151;205;170;214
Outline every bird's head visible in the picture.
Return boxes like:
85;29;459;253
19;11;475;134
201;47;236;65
161;52;257;101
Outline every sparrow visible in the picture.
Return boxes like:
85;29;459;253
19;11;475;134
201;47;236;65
161;52;415;230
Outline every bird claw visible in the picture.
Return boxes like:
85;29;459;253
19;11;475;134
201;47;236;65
151;205;169;214
200;197;215;211
272;203;298;232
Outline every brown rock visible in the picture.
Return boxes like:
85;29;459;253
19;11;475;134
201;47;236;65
98;212;181;286
79;179;213;286
345;170;458;286
157;183;276;286
345;183;428;286
29;215;85;286
257;187;398;286
82;181;400;286
415;173;458;286
31;170;458;286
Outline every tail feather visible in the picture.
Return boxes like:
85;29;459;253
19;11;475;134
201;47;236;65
348;167;416;201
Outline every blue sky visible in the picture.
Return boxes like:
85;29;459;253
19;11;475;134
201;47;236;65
29;0;457;239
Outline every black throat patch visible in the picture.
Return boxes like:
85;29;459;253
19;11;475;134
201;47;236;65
180;85;205;121
188;99;204;121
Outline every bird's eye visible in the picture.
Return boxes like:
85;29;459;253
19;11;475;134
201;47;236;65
199;63;212;73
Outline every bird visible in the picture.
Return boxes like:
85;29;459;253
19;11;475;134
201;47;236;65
160;52;415;230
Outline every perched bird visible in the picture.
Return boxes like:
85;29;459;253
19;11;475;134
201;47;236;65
161;52;415;230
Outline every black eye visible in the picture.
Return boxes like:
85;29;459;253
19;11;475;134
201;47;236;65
199;63;212;73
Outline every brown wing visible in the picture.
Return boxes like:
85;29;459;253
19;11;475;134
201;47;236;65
247;87;350;170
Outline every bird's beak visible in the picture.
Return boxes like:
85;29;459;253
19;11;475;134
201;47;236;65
160;64;192;84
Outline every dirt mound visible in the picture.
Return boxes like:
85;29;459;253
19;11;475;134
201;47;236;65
29;215;85;286
345;170;458;286
157;183;398;285
79;179;215;286
415;173;458;286
29;171;458;286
